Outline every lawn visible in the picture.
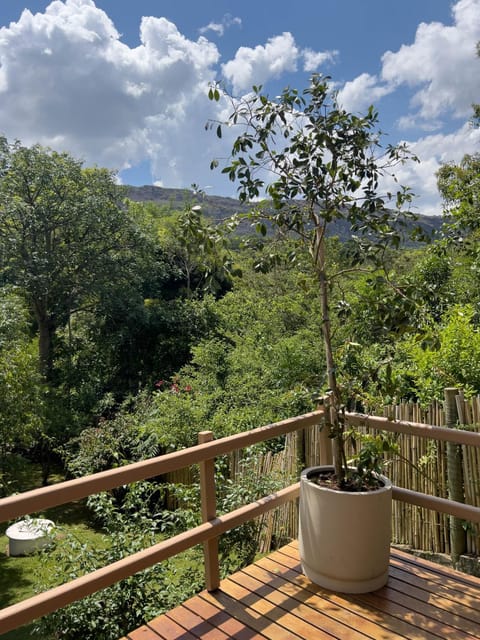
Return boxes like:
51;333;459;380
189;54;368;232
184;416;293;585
0;457;210;639
0;457;106;640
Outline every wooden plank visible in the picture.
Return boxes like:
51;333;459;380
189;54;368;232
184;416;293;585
382;576;480;635
228;567;371;639
123;542;480;640
390;549;480;591
166;604;229;640
388;564;480;617
126;624;163;639
183;595;265;639
242;562;407;640
142;614;198;640
257;550;441;640
273;543;475;639
200;588;305;640
213;579;324;640
355;588;478;640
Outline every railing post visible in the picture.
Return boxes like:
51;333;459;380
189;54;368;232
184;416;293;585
444;387;466;566
319;398;333;466
198;431;220;591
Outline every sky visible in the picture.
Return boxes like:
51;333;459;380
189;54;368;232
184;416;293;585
0;0;479;216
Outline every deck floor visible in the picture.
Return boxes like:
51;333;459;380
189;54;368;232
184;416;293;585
121;541;480;640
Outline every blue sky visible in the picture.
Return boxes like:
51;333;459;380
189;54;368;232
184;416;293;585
0;0;479;215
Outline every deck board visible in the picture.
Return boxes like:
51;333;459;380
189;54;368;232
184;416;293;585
124;542;480;640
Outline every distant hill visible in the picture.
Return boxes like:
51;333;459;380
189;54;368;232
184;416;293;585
126;185;443;242
127;185;248;222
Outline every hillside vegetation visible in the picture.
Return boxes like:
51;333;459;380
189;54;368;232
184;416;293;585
127;184;443;242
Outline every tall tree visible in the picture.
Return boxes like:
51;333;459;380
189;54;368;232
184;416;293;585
0;139;143;381
437;153;480;243
209;75;419;484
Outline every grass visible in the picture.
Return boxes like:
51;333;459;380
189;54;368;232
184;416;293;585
0;457;106;640
0;457;237;639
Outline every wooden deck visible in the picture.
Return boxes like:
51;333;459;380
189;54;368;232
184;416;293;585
121;541;480;640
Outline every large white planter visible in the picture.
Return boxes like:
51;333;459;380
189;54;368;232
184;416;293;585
299;465;392;593
6;518;55;556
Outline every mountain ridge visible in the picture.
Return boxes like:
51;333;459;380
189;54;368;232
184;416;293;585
126;185;444;241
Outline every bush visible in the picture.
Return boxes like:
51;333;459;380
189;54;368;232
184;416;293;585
33;513;204;640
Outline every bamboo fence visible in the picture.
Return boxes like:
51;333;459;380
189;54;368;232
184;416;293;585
241;394;480;556
163;394;480;557
378;395;480;555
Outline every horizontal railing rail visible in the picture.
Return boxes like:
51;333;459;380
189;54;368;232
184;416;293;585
2;407;480;635
0;410;324;523
1;484;300;633
346;411;480;446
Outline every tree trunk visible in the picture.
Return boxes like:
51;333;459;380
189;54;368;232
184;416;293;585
314;231;344;481
35;306;55;381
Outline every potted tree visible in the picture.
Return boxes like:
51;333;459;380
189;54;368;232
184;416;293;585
208;74;420;592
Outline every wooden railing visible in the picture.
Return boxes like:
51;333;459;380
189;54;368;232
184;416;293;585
2;407;480;635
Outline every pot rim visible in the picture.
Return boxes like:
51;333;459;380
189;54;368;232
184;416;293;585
301;464;392;495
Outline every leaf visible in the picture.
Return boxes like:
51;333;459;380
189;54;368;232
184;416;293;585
255;222;267;236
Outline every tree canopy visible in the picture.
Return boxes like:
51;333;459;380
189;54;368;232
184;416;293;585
0;139;144;379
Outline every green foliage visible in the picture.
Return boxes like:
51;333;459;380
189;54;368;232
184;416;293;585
163;204;234;297
89;292;216;399
208;74;420;484
32;515;203;640
409;250;454;321
438;153;480;247
87;252;318;453
215;451;283;573
0;140;144;378
0;139;164;480
65;401;159;478
148;200;236;299
347;432;399;489
0;143;221;474
0;289;43;475
396;305;480;403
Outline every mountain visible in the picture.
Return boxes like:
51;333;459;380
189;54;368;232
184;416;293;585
126;185;248;222
126;185;443;242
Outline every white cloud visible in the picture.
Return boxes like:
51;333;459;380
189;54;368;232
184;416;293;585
221;32;338;94
222;32;299;93
396;114;442;132
0;0;220;187
336;73;393;112
381;123;480;217
381;0;480;123
338;0;480;125
302;48;338;73
0;0;478;211
199;14;241;37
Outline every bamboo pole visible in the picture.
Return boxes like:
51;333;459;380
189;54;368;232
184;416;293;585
444;388;467;566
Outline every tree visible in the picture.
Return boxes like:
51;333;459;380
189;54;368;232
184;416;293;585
0;139;144;381
437;41;480;246
209;75;419;485
0;288;42;478
395;305;480;404
437;153;480;245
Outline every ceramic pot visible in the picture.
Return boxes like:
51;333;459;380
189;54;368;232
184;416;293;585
299;465;392;593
